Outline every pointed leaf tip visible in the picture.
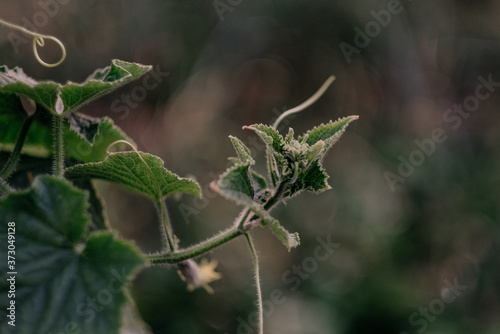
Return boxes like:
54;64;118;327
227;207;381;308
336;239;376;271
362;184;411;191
65;152;201;200
0;60;152;115
299;115;358;154
229;136;254;164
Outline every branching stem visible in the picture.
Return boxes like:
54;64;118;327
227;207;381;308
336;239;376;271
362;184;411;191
148;225;243;264
148;203;255;264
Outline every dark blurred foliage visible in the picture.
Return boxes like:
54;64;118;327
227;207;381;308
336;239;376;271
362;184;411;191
1;0;500;333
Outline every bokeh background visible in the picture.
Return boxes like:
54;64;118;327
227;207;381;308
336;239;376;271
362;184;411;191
1;0;500;333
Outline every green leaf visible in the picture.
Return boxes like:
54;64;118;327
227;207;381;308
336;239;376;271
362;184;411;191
265;218;300;251
284;127;294;144
0;92;25;115
211;163;299;250
64;117;134;163
69;112;100;144
0;96;133;162
71;179;110;232
65;151;201;200
289;160;330;196
211;162;255;205
244;124;291;186
251;171;268;193
0;59;151;115
229;135;253;164
0;176;144;334
299;115;358;155
267;150;288;187
244;124;284;153
251;171;270;204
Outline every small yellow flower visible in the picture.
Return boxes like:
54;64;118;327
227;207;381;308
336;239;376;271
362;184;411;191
177;259;222;294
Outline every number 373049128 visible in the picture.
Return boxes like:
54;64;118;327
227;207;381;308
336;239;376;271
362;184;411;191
7;222;16;270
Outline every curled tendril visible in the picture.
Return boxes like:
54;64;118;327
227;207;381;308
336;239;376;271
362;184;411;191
32;34;67;67
0;18;66;68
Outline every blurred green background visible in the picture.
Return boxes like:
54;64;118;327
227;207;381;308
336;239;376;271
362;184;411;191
1;0;500;333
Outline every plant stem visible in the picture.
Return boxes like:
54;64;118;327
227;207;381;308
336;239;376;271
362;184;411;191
237;208;252;229
148;204;255;263
52;114;64;178
148;172;295;263
147;225;243;264
245;233;264;334
264;181;288;211
156;198;176;252
0;178;12;196
0;110;37;180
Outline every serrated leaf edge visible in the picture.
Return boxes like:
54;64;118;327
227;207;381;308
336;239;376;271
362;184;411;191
65;151;201;199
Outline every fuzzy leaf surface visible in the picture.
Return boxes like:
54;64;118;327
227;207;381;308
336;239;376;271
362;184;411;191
300;116;358;155
229;136;253;164
65;152;201;200
69;113;100;144
64;117;134;163
211;163;255;204
264;217;300;251
0;103;134;162
0;60;151;115
289;160;330;197
211;163;299;250
0;176;144;334
244;124;284;152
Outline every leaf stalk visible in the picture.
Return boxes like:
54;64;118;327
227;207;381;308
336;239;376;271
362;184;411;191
52;114;65;177
0;108;37;179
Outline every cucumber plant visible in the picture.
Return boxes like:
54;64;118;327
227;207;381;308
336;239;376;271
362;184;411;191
0;20;357;334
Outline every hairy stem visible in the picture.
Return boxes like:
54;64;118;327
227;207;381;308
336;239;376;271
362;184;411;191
52;114;64;177
0;110;37;180
0;178;12;196
156;198;176;252
264;181;288;211
147;176;293;263
237;208;252;229
147;225;243;264
246;233;264;334
148;203;255;263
